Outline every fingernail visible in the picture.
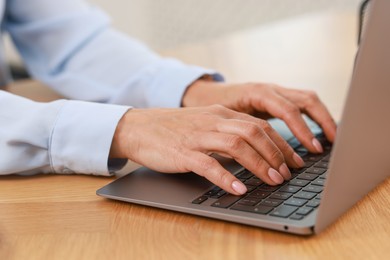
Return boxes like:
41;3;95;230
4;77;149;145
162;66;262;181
293;152;305;167
268;168;284;184
312;138;323;153
278;163;291;180
232;181;247;195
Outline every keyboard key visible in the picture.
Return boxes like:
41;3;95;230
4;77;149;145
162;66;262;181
244;177;264;186
319;172;328;179
204;186;221;197
296;207;314;215
318;136;329;143
270;205;298;218
192;196;208;204
302;185;323;193
312;178;325;186
290;213;304;220
230;204;273;214
317;136;329;145
246;185;257;193
237;197;261;206
323;144;332;151
210;190;227;198
284;197;308;207
303;154;324;162
279;184;301;193
306;167;327;175
244;177;264;187
314;162;328;168
322;155;331;162
257;184;280;192
297;173;318;181
291;168;307;174
269;192;292;200
250;189;271;199
304;161;315;168
211;194;242;208
288;179;310;187
235;170;253;179
259;198;283;207
295;146;308;155
290;173;299;179
294;191;317;200
306;199;321;208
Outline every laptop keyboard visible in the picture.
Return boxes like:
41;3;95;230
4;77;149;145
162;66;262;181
191;134;331;221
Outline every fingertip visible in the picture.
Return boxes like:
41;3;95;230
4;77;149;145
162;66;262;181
327;132;336;143
330;127;337;142
231;180;247;195
278;163;291;180
312;138;323;153
293;152;305;168
268;168;284;185
324;118;337;142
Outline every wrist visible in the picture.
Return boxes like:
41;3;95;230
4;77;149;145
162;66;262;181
182;77;226;107
109;109;136;159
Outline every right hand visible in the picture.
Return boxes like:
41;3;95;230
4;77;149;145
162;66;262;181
109;105;305;195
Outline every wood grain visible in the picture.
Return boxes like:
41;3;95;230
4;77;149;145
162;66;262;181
1;175;389;260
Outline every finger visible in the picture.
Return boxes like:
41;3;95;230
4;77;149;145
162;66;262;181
214;110;305;169
194;131;286;185
215;120;290;181
256;90;323;153
260;122;305;168
184;151;247;195
276;89;337;142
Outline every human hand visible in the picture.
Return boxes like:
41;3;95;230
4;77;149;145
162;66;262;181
110;105;305;195
182;80;337;153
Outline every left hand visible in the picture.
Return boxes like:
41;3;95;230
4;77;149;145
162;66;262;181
182;80;337;154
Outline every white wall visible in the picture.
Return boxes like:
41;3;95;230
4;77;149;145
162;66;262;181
5;0;361;65
90;0;361;50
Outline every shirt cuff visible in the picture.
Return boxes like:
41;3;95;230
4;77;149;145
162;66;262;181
144;58;224;108
49;100;130;176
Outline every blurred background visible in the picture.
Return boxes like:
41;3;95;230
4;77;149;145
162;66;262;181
90;0;361;50
5;0;362;79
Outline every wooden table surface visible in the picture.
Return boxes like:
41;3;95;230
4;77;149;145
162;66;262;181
1;11;390;260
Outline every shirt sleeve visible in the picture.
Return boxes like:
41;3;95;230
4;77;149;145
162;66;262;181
0;90;130;176
4;0;223;108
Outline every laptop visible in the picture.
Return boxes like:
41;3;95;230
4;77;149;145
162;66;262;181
97;0;390;235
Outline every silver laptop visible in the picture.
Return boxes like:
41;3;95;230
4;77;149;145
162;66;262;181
97;0;390;235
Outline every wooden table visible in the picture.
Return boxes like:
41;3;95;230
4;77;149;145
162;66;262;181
1;11;390;260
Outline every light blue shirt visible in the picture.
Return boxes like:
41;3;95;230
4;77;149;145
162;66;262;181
0;0;221;176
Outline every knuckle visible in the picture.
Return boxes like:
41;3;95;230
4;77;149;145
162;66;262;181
269;148;284;162
209;104;227;113
198;157;217;172
281;140;294;154
260;120;273;133
305;90;320;105
283;104;300;119
226;136;245;150
216;171;232;187
253;156;267;170
306;90;318;99
243;123;260;138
